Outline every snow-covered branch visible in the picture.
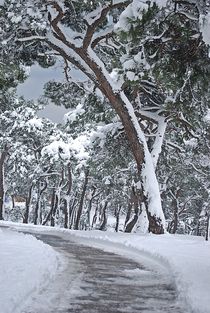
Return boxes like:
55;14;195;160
83;1;131;50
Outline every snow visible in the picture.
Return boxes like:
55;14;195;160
41;140;71;162
115;0;168;32
200;13;210;46
1;221;210;313
0;227;63;313
120;91;165;225
204;108;210;123
64;103;85;124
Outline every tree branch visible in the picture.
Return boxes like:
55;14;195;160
83;1;131;50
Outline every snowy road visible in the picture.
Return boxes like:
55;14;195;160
20;231;185;313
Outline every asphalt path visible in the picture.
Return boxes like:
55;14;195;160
17;231;185;313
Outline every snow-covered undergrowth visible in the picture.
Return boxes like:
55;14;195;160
0;221;210;313
0;226;63;313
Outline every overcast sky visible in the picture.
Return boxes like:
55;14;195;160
17;64;70;123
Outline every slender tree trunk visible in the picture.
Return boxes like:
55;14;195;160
51;192;58;227
124;190;133;229
125;186;140;233
171;198;179;234
42;188;56;226
196;220;201;236
75;169;89;230
23;185;33;224
69;193;78;229
11;195;15;209
115;205;121;232
34;181;47;225
84;186;97;230
99;200;108;231
0;147;8;220
63;163;72;228
92;198;99;229
205;214;209;241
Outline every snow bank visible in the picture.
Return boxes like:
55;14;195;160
0;228;61;313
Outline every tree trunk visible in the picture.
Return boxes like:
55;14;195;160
80;52;165;234
99;200;108;231
205;214;209;241
23;185;33;224
11;195;15;209
171;198;179;234
84;186;97;230
63;163;72;228
115;205;121;232
124;190;134;229
125;186;140;233
91;198;99;229
74;169;89;230
0;147;8;220
69;194;78;229
50;191;58;227
42;188;56;226
34;180;47;225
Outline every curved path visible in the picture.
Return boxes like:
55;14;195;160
20;232;185;313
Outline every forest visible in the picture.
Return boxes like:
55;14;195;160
0;0;210;238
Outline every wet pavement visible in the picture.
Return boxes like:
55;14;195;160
19;232;185;313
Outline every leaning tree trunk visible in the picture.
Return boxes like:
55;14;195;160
79;51;165;234
44;7;165;234
0;147;8;220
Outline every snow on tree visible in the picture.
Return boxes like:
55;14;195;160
2;0;210;233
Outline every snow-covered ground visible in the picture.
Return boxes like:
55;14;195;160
0;226;64;313
0;221;210;313
70;230;210;313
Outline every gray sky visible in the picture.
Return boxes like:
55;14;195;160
17;64;70;123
